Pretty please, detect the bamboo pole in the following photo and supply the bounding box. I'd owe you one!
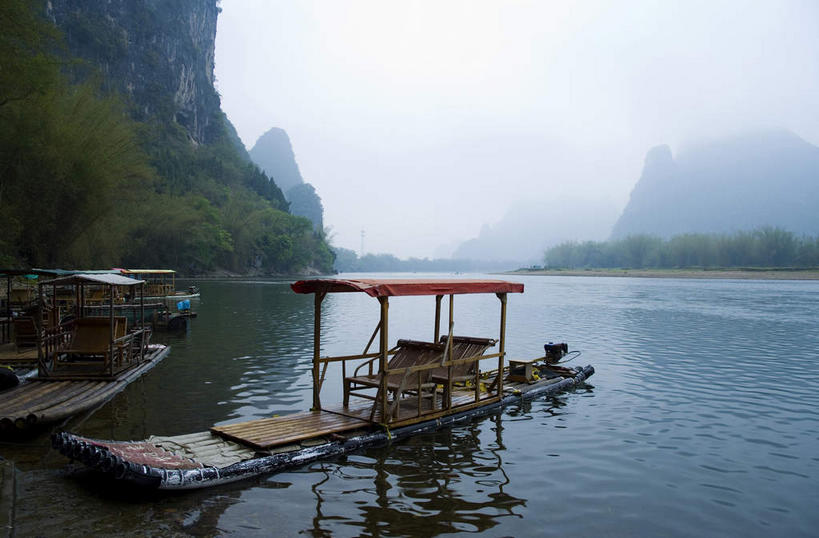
[108,284,114,376]
[446,294,454,410]
[362,320,381,376]
[312,292,326,411]
[434,295,442,343]
[4,275,10,344]
[378,296,389,423]
[37,283,44,376]
[497,293,507,397]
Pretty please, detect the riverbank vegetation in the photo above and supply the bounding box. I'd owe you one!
[0,0,333,274]
[543,227,819,269]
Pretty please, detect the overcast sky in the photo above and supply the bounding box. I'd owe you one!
[215,0,819,259]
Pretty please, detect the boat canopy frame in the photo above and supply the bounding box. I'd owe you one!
[36,273,151,378]
[118,269,176,298]
[291,278,524,427]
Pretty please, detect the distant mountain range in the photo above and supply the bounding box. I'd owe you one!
[451,197,619,264]
[611,130,819,238]
[249,127,324,231]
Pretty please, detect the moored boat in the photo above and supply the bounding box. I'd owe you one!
[52,278,593,490]
[117,269,200,301]
[0,273,170,436]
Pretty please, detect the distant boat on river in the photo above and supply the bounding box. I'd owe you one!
[117,269,200,301]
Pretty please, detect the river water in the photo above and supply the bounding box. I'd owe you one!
[3,274,818,536]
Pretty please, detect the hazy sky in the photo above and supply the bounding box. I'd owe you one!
[215,0,819,259]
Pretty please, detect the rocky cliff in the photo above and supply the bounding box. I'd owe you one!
[47,0,221,145]
[11,0,334,273]
[611,130,819,238]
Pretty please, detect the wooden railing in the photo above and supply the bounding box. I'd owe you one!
[38,319,152,377]
[320,346,502,426]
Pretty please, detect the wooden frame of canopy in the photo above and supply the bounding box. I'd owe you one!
[36,274,150,378]
[290,279,524,428]
[118,269,176,298]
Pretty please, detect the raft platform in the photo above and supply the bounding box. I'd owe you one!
[53,364,593,490]
[0,344,169,435]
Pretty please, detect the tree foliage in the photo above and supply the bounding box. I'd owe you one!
[0,0,333,274]
[543,228,819,269]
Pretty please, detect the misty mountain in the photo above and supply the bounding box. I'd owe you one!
[249,127,324,231]
[249,128,304,191]
[451,197,620,263]
[612,130,819,238]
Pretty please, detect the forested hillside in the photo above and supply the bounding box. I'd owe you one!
[0,0,333,274]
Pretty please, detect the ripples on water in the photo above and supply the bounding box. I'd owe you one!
[4,275,818,536]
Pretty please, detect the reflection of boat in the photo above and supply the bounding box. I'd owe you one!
[0,273,169,436]
[52,278,593,490]
[117,269,200,300]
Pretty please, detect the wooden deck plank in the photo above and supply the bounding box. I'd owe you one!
[211,409,371,450]
[210,387,505,451]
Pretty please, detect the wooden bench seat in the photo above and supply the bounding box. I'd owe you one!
[344,339,444,408]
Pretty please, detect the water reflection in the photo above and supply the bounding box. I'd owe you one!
[211,411,526,536]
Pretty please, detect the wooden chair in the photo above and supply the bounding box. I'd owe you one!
[430,336,496,385]
[62,318,125,370]
[13,317,38,351]
[344,339,445,409]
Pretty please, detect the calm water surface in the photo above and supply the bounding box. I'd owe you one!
[3,274,818,536]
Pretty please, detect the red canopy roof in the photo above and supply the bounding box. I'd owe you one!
[291,278,524,297]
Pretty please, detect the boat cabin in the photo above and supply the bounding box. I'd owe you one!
[119,269,177,299]
[291,278,524,427]
[36,273,152,378]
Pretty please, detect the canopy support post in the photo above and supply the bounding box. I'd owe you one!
[139,281,145,362]
[496,293,507,397]
[3,275,10,344]
[109,284,115,376]
[37,283,44,375]
[377,296,389,423]
[434,295,442,343]
[312,291,326,411]
[445,294,454,410]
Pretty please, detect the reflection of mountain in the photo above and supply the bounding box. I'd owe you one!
[612,130,819,238]
[452,197,619,263]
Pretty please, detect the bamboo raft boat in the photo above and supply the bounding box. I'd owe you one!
[0,344,169,434]
[0,273,171,436]
[52,278,594,490]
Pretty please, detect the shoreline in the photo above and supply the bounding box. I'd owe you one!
[505,268,819,280]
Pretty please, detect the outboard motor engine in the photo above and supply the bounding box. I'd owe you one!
[544,342,569,363]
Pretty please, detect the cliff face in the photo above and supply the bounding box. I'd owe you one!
[24,0,332,273]
[48,0,221,144]
[611,131,819,238]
